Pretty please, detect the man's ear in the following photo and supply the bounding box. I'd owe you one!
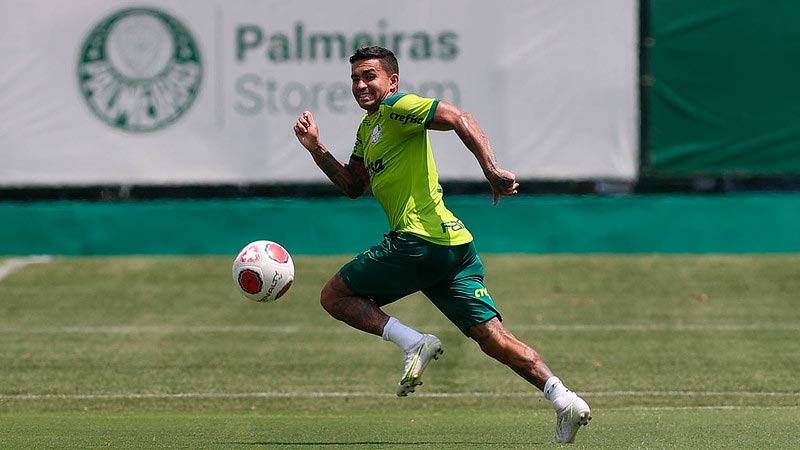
[390,73,399,93]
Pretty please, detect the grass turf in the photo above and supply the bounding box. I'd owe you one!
[1,254,799,448]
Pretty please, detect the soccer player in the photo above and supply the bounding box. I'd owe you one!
[293,46,591,443]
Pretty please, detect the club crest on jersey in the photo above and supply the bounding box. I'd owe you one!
[370,124,382,144]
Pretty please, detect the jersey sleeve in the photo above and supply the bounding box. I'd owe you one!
[383,94,439,134]
[351,118,367,160]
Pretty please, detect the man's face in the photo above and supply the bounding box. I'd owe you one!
[350,59,398,114]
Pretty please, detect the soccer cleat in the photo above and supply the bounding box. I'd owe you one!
[553,394,592,443]
[396,334,443,397]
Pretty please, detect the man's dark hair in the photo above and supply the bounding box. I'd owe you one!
[349,46,399,76]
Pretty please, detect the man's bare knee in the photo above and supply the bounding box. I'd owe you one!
[469,318,516,354]
[320,273,353,314]
[317,272,389,336]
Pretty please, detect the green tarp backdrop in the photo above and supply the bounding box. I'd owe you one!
[2,194,800,256]
[646,0,800,174]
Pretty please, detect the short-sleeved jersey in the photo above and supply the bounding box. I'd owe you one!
[351,93,473,246]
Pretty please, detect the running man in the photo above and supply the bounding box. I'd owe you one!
[293,46,591,443]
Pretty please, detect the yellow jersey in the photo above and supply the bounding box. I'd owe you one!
[352,93,473,246]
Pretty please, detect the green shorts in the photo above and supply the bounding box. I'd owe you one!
[339,231,501,335]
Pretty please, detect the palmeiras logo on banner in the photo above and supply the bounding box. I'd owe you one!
[77,7,202,133]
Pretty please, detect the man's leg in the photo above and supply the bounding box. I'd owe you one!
[467,317,553,389]
[320,272,443,396]
[320,272,389,336]
[468,317,591,443]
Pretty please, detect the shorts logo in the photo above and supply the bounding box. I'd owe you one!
[474,288,490,298]
[77,7,202,133]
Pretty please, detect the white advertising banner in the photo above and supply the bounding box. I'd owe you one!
[0,0,638,186]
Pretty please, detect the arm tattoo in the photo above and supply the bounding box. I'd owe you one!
[312,151,365,198]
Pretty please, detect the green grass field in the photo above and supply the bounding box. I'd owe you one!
[1,254,799,449]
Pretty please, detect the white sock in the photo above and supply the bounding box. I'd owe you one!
[382,317,424,352]
[544,376,574,411]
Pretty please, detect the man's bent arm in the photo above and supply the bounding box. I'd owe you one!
[430,101,499,175]
[309,145,370,199]
[430,101,519,203]
[294,110,370,198]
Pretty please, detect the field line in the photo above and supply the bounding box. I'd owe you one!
[2,390,799,401]
[609,405,800,411]
[1,323,799,334]
[0,255,51,282]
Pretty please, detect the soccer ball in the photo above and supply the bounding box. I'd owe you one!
[232,240,295,302]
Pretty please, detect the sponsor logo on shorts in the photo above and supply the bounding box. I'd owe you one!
[474,288,491,299]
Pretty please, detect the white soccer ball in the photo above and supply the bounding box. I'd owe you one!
[232,240,295,302]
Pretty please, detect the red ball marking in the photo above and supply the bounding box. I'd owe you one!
[238,269,263,294]
[276,279,293,299]
[265,242,290,263]
[239,245,262,264]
